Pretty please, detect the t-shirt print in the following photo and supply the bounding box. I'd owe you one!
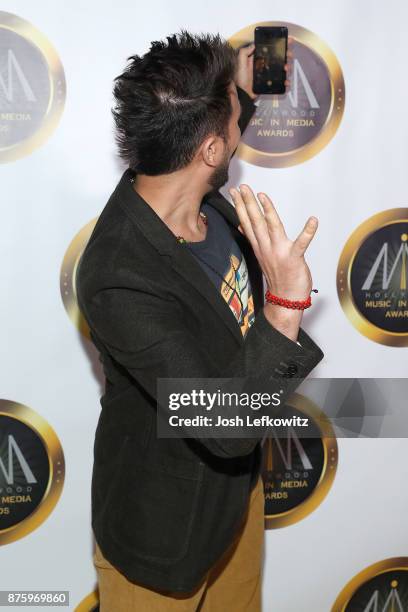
[221,253,255,336]
[187,201,255,337]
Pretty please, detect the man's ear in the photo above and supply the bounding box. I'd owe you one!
[201,135,222,168]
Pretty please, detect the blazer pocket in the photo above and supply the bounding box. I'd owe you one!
[108,437,204,563]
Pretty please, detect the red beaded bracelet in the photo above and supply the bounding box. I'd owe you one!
[265,289,315,310]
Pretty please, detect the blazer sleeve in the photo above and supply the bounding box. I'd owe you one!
[80,271,324,460]
[236,85,257,134]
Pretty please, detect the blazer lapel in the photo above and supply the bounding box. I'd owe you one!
[117,169,263,346]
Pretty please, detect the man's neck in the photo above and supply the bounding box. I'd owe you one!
[132,171,210,237]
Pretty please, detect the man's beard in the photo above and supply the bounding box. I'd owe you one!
[208,146,232,191]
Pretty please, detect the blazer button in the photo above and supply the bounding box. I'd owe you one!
[286,363,298,377]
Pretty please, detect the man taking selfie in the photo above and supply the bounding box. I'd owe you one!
[76,30,324,611]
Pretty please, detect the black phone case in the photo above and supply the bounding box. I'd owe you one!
[253,26,288,95]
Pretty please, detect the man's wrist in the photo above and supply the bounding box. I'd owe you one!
[263,303,303,343]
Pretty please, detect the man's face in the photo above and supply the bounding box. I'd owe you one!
[208,82,242,190]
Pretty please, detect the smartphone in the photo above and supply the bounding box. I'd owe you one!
[253,26,288,95]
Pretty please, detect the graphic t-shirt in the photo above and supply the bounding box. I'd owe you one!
[186,202,255,338]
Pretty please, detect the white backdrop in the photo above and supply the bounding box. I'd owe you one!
[1,1,407,610]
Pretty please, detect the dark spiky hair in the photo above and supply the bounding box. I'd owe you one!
[111,30,237,174]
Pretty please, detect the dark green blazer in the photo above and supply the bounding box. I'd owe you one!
[76,86,324,593]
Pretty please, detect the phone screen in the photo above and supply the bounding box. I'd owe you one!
[253,27,288,95]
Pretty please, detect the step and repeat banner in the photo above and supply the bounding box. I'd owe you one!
[1,1,407,610]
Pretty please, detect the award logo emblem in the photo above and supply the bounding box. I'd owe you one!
[332,557,408,611]
[0,400,65,544]
[262,393,337,528]
[74,591,99,612]
[0,11,66,162]
[337,208,408,346]
[229,21,345,167]
[60,219,97,337]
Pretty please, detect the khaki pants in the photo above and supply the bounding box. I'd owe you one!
[94,475,265,611]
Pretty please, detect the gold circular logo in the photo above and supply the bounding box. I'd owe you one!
[229,21,345,167]
[332,557,408,611]
[60,218,97,337]
[337,208,408,346]
[0,11,66,162]
[262,392,338,528]
[0,400,65,544]
[74,591,99,611]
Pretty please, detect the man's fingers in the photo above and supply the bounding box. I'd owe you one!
[229,188,259,248]
[236,184,271,246]
[292,217,319,255]
[255,191,287,239]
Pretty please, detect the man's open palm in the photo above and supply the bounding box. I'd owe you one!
[229,185,318,301]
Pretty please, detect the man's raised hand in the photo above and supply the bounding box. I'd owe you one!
[229,184,318,302]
